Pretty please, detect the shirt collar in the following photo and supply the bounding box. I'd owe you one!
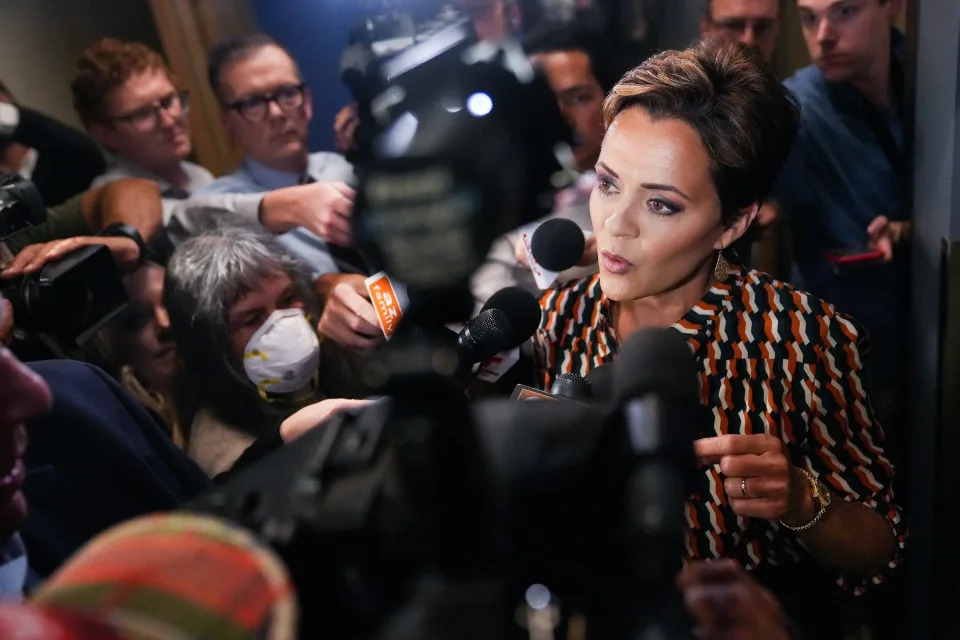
[242,157,305,190]
[596,265,742,350]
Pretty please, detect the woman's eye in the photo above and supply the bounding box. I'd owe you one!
[648,198,680,216]
[597,178,617,195]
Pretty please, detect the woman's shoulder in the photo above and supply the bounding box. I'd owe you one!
[727,268,869,351]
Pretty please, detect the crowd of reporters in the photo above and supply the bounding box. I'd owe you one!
[0,0,912,638]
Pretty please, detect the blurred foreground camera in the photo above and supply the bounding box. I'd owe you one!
[0,175,128,347]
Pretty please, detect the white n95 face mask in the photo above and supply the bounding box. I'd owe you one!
[243,308,320,396]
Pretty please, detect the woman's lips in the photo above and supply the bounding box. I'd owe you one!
[600,250,634,275]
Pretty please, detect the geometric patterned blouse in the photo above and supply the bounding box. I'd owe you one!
[535,266,906,594]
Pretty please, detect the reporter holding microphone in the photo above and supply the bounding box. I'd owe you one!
[536,40,903,639]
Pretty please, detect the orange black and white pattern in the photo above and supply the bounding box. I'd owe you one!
[535,266,905,594]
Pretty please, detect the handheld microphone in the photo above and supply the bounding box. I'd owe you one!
[531,218,586,272]
[585,363,614,402]
[365,271,410,340]
[512,372,593,403]
[458,286,542,383]
[550,372,592,400]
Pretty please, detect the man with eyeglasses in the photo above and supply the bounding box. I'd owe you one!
[699,0,780,64]
[172,34,382,352]
[775,0,910,433]
[71,38,213,211]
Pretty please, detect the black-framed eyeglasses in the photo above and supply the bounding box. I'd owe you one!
[109,90,190,132]
[225,83,307,123]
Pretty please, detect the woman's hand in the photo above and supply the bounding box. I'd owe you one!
[694,434,814,524]
[280,398,373,442]
[676,559,791,640]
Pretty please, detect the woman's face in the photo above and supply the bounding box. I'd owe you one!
[590,108,750,302]
[226,272,304,364]
[113,264,177,391]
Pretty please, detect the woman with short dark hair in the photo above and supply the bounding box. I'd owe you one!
[536,39,903,612]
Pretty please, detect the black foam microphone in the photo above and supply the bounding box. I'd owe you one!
[530,218,586,271]
[459,287,543,365]
[611,328,699,406]
[584,364,614,402]
[550,372,593,401]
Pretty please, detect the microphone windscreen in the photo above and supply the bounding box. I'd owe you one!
[585,363,614,402]
[481,286,543,345]
[460,308,512,363]
[611,328,699,406]
[530,218,586,272]
[550,372,592,400]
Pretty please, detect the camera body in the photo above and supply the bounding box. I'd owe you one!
[0,175,128,347]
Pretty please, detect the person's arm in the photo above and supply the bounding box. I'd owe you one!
[172,181,355,246]
[3,178,162,255]
[7,104,106,205]
[694,313,905,585]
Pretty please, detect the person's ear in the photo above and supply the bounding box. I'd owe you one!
[302,86,313,123]
[220,110,237,140]
[714,202,759,251]
[88,122,116,152]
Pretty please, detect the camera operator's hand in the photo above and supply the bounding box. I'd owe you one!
[316,273,384,351]
[676,559,791,640]
[0,298,13,345]
[258,181,355,247]
[333,103,359,153]
[0,236,140,279]
[280,398,373,442]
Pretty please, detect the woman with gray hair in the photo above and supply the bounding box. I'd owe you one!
[164,224,368,477]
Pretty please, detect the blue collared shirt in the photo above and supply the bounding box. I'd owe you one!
[193,153,355,277]
[776,50,908,388]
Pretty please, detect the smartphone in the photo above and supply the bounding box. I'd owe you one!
[825,246,885,266]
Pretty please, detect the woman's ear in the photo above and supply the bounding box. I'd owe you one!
[714,202,760,251]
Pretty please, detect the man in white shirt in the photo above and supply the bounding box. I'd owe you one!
[176,34,381,351]
[71,38,214,214]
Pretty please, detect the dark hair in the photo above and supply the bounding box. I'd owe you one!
[602,38,799,224]
[207,33,299,103]
[72,38,173,126]
[523,21,621,93]
[0,80,14,102]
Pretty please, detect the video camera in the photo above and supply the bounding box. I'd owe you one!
[192,3,700,638]
[343,4,575,323]
[0,175,128,347]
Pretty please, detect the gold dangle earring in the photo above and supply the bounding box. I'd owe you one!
[714,249,730,283]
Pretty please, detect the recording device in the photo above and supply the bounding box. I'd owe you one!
[189,4,695,637]
[531,218,586,272]
[512,372,592,402]
[344,8,574,324]
[192,328,700,639]
[0,175,127,347]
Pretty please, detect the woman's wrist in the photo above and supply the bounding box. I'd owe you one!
[780,465,818,527]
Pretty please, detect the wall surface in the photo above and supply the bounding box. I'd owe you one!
[907,0,960,637]
[0,0,162,129]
